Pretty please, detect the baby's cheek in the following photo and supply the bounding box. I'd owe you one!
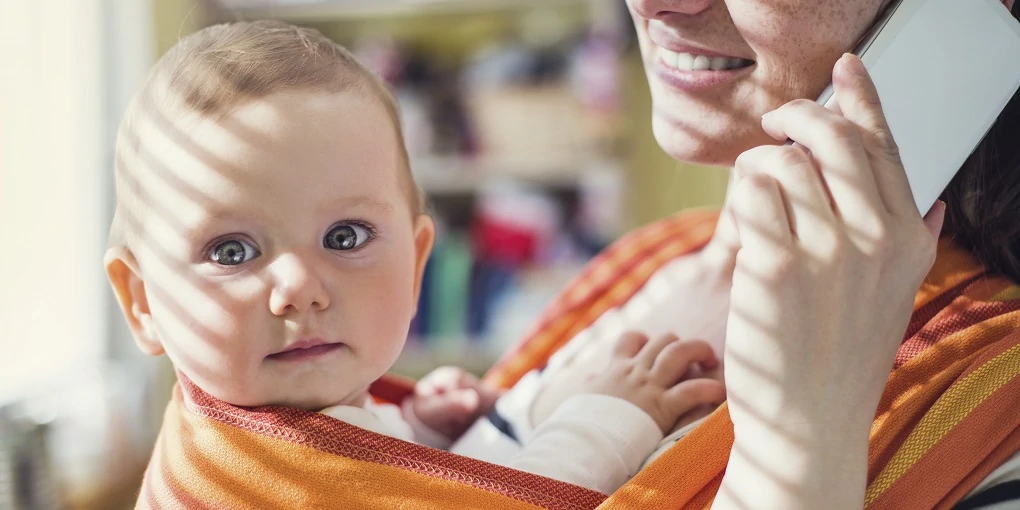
[352,268,415,357]
[147,274,267,386]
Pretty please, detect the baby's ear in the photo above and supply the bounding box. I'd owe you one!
[105,247,164,356]
[1005,0,1016,11]
[410,214,436,315]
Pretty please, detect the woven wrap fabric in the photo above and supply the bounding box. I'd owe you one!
[139,209,1020,509]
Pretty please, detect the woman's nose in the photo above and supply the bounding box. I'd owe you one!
[268,253,331,316]
[628,0,715,20]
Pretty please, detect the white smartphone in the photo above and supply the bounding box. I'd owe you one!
[814,0,1020,214]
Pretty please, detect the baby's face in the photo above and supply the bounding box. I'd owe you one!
[128,90,430,410]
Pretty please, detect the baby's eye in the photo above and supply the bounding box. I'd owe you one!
[324,223,372,251]
[209,239,260,266]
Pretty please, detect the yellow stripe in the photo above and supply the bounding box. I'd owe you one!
[991,285,1020,302]
[865,342,1020,506]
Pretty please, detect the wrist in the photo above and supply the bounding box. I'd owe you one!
[717,415,870,510]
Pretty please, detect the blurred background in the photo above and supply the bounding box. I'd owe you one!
[0,0,727,508]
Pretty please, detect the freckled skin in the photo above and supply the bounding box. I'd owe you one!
[626,0,886,166]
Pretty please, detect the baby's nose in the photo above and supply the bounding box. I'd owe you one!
[268,253,331,315]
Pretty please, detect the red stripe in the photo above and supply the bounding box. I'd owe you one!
[897,298,1020,368]
[903,275,982,340]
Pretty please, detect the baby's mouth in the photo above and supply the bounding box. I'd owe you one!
[267,339,345,362]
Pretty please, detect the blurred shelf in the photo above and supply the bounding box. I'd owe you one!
[212,0,599,21]
[391,339,501,378]
[411,153,621,195]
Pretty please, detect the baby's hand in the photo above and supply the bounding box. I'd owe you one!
[410,366,503,440]
[583,332,726,433]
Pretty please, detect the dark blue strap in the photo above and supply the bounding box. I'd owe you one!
[484,408,520,445]
[954,480,1020,510]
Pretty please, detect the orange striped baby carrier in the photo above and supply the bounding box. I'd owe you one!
[139,210,1020,509]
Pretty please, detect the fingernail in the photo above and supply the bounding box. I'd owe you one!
[843,53,867,78]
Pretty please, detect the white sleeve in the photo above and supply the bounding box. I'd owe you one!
[506,393,664,495]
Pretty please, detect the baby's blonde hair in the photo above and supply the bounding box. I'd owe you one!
[110,20,422,248]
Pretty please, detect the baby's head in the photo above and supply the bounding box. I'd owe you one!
[105,20,434,410]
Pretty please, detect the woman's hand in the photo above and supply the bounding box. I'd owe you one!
[713,53,946,509]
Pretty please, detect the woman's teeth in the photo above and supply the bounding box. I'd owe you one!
[659,49,751,71]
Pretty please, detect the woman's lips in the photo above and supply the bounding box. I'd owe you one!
[652,49,755,92]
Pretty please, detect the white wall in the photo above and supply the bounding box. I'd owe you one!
[0,0,108,401]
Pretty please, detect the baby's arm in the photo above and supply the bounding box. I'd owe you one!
[506,333,726,494]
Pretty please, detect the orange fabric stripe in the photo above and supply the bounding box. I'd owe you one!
[868,353,1020,509]
[166,377,606,509]
[913,238,986,310]
[866,340,1020,506]
[870,305,1020,482]
[169,405,553,509]
[935,424,1020,509]
[599,405,733,509]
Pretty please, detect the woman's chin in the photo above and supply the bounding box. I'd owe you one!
[651,112,771,168]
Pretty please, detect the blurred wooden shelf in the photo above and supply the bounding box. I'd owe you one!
[411,153,621,195]
[391,340,501,378]
[211,0,598,21]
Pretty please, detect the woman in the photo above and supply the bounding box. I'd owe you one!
[475,0,1020,508]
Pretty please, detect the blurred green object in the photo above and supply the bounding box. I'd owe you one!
[428,231,474,342]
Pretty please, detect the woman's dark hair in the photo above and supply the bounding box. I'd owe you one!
[941,6,1020,283]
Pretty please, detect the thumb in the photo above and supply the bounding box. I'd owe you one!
[833,53,902,163]
[833,53,916,214]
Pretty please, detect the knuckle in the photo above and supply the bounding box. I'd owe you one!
[755,246,800,277]
[862,93,885,112]
[872,130,901,160]
[743,172,776,192]
[773,145,812,170]
[772,250,800,277]
[870,229,894,258]
[826,118,860,143]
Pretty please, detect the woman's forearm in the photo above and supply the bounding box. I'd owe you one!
[711,418,871,510]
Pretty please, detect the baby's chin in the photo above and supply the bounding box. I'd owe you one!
[186,371,366,411]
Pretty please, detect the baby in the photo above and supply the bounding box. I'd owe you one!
[104,19,724,495]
